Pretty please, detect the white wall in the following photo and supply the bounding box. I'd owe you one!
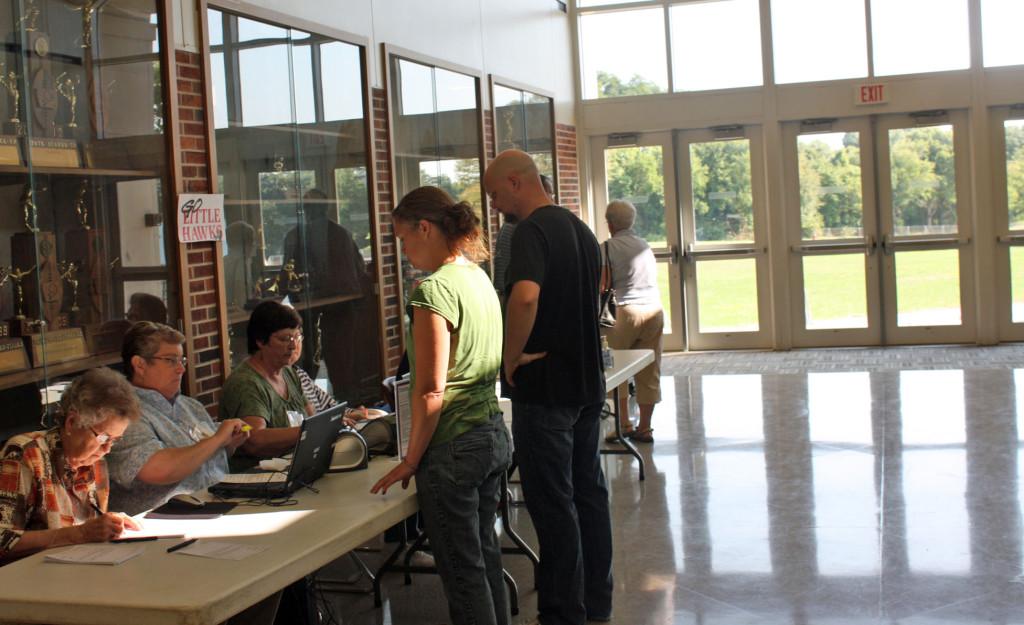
[175,0,576,123]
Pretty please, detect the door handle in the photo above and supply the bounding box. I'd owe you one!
[790,237,876,254]
[652,245,681,265]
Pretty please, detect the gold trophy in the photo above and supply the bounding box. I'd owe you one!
[0,64,23,140]
[74,180,90,229]
[21,186,39,233]
[67,0,101,49]
[283,259,306,294]
[59,261,80,313]
[16,0,41,32]
[8,266,36,320]
[313,312,323,367]
[55,72,79,130]
[0,267,28,371]
[0,66,23,164]
[255,275,280,298]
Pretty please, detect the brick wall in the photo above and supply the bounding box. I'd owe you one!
[175,50,224,411]
[372,88,403,375]
[482,110,501,254]
[555,122,580,217]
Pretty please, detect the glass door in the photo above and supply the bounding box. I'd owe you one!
[992,106,1024,340]
[590,132,684,351]
[785,112,975,346]
[876,111,975,344]
[784,118,882,346]
[676,126,771,350]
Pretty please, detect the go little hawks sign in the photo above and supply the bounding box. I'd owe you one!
[176,194,225,243]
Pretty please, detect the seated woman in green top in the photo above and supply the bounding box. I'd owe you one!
[371,186,512,625]
[220,301,313,468]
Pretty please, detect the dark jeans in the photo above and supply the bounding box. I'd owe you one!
[512,401,613,625]
[416,412,513,625]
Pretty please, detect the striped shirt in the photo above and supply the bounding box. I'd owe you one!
[294,366,337,414]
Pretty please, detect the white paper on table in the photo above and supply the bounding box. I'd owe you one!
[173,541,266,560]
[45,544,146,565]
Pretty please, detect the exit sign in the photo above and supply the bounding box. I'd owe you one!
[856,83,889,106]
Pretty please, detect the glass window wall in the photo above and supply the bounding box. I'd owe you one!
[669,0,762,91]
[388,52,485,321]
[208,7,382,405]
[491,82,555,182]
[579,8,668,99]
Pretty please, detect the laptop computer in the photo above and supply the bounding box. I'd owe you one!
[209,402,347,499]
[393,376,412,460]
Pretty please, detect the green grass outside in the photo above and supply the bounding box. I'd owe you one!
[1012,247,1024,315]
[654,248,995,331]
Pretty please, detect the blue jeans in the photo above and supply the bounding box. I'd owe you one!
[415,412,513,625]
[512,401,613,625]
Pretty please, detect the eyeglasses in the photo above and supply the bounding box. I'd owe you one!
[148,355,188,368]
[87,425,120,447]
[272,333,303,346]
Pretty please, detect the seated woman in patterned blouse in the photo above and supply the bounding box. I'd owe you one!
[0,367,141,561]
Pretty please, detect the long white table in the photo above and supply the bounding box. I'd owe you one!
[600,348,656,481]
[0,457,417,625]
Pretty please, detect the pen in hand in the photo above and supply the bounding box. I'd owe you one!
[167,538,198,553]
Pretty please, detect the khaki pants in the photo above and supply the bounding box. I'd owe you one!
[605,304,663,405]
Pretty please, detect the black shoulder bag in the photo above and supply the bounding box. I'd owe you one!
[599,241,616,328]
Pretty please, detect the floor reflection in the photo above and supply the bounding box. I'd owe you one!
[635,363,1024,625]
[325,352,1024,625]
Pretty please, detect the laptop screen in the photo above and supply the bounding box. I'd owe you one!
[394,378,412,460]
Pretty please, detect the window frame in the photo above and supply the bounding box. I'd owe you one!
[383,44,489,352]
[200,0,384,382]
[488,75,559,198]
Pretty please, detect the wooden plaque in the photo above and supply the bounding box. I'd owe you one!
[25,328,88,367]
[0,337,29,374]
[6,317,37,337]
[0,136,22,165]
[26,137,80,168]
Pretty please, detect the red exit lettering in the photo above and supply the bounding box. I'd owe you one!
[856,83,888,105]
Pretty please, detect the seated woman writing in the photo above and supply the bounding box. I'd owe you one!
[220,300,314,470]
[0,368,141,562]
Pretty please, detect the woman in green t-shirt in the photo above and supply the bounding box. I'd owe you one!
[371,186,512,625]
[220,301,313,469]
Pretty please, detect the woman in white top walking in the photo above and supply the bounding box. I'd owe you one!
[602,200,664,443]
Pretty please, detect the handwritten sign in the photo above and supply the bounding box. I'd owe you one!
[177,194,225,243]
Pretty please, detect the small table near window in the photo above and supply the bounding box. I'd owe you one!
[601,348,656,481]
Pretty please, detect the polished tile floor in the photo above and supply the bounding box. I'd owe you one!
[321,347,1024,625]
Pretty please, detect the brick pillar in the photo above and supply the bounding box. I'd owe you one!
[372,88,403,375]
[482,110,501,255]
[175,50,224,411]
[556,122,580,217]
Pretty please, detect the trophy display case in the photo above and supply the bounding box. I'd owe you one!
[0,0,177,434]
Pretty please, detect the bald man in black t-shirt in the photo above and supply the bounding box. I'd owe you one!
[484,150,612,625]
